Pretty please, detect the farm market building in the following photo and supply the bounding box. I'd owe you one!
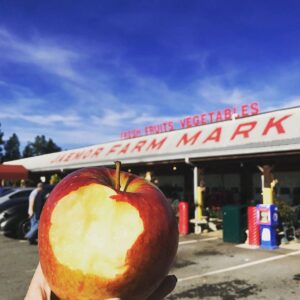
[4,106,300,212]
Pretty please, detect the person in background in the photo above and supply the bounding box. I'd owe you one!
[0,179,6,195]
[20,179,26,188]
[25,183,44,245]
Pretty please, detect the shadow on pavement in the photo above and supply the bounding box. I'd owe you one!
[293,274,300,281]
[167,279,260,300]
[173,259,197,269]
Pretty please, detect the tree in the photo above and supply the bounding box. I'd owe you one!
[23,143,35,158]
[32,135,48,156]
[46,138,61,154]
[0,123,4,163]
[3,133,21,161]
[23,135,61,157]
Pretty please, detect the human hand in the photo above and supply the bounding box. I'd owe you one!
[24,263,177,300]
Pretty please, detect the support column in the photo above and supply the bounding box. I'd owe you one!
[258,165,277,205]
[194,167,206,221]
[193,166,199,220]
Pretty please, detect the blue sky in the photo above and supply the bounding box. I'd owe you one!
[1,0,300,150]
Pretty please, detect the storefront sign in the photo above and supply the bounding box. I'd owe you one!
[120,101,260,139]
[50,113,290,164]
[4,106,300,171]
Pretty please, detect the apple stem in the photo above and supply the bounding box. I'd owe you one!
[115,161,121,191]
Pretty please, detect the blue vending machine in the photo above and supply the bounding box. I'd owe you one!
[256,204,279,249]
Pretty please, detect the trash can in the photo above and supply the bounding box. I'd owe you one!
[178,201,189,235]
[222,205,247,243]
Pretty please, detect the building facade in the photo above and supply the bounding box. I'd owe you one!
[4,106,300,218]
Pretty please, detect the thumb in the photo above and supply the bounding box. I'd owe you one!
[147,275,177,300]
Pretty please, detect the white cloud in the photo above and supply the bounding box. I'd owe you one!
[91,109,136,127]
[0,96,82,128]
[196,79,257,107]
[5,124,117,150]
[2,27,300,152]
[0,111,81,127]
[263,97,300,112]
[0,27,83,82]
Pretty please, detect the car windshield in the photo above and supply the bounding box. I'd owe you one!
[10,190,32,199]
[0,188,14,197]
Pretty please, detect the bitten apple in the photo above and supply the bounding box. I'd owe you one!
[38,164,179,300]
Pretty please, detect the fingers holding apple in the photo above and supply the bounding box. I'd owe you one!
[38,163,178,300]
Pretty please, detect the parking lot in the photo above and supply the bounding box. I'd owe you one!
[0,231,300,300]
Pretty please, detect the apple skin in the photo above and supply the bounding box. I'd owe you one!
[38,167,179,300]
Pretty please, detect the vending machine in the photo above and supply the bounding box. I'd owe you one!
[256,204,279,249]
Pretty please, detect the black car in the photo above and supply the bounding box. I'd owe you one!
[0,187,14,196]
[0,198,30,238]
[0,185,55,239]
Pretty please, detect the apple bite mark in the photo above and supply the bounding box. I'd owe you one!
[49,183,144,279]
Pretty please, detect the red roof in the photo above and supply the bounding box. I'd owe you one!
[0,164,28,180]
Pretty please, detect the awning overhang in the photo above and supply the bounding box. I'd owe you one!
[3,106,300,172]
[0,164,28,180]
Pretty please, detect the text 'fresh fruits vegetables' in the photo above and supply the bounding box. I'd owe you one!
[38,162,179,300]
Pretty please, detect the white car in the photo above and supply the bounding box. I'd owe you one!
[0,188,34,205]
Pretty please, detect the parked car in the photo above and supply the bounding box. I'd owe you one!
[0,198,30,238]
[0,187,34,205]
[0,185,54,239]
[0,187,14,196]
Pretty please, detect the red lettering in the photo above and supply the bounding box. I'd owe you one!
[132,140,147,152]
[215,111,223,122]
[144,122,173,135]
[121,129,141,139]
[148,126,155,134]
[106,144,121,156]
[63,152,75,162]
[118,143,130,155]
[241,104,249,117]
[180,118,191,129]
[159,124,164,133]
[208,112,214,123]
[91,147,104,158]
[162,122,168,131]
[150,126,155,134]
[82,149,93,159]
[58,154,68,162]
[233,106,239,118]
[224,108,232,120]
[231,121,257,140]
[262,115,291,136]
[201,113,207,124]
[51,154,64,163]
[146,137,167,151]
[144,126,151,135]
[250,101,260,115]
[168,121,174,131]
[192,115,200,126]
[154,125,160,133]
[203,127,222,143]
[74,151,84,160]
[186,117,192,127]
[176,131,201,147]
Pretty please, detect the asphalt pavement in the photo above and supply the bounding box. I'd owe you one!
[0,231,300,300]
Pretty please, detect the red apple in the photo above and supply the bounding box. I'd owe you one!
[38,165,179,300]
